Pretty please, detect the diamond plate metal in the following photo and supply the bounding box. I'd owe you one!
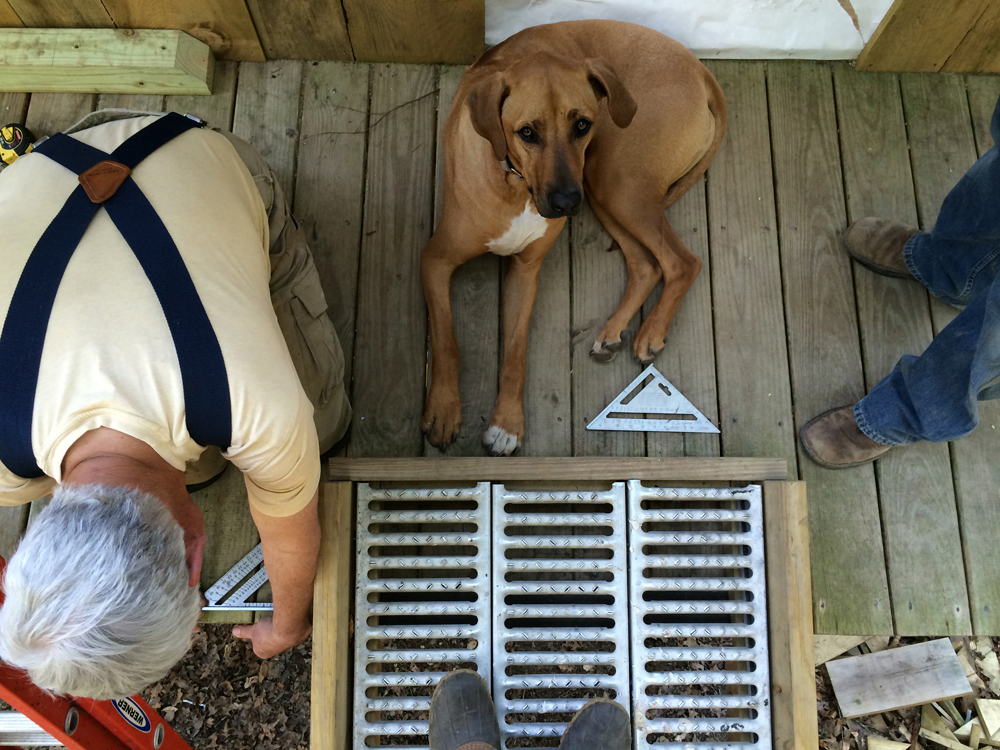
[354,483,492,750]
[627,481,771,749]
[493,483,631,749]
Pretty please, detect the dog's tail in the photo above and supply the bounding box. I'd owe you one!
[663,68,728,208]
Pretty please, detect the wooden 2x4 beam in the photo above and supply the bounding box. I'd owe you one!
[327,456,788,482]
[0,29,214,94]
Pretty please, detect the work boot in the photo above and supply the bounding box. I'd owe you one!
[800,405,892,469]
[429,670,501,750]
[560,700,631,750]
[841,217,917,278]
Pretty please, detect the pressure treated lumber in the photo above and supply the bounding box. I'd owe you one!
[763,481,818,750]
[166,59,238,129]
[571,199,644,457]
[833,63,963,635]
[868,740,909,750]
[0,0,22,27]
[856,0,998,72]
[7,0,112,28]
[328,456,787,481]
[902,73,986,634]
[978,700,1000,743]
[827,638,973,718]
[342,0,484,64]
[521,229,572,456]
[245,0,351,60]
[424,66,501,457]
[767,61,888,637]
[0,29,213,95]
[703,61,797,470]
[295,62,370,395]
[311,482,353,750]
[648,178,720,458]
[101,0,264,62]
[350,65,437,457]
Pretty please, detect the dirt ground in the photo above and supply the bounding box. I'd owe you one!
[143,625,312,750]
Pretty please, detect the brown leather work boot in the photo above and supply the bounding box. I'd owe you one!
[841,217,917,278]
[560,700,631,750]
[429,670,501,750]
[800,405,892,469]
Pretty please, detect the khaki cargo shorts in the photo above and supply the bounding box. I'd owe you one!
[65,110,352,482]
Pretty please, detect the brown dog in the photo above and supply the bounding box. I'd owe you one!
[421,19,727,456]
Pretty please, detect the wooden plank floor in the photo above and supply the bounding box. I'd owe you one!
[4,61,999,637]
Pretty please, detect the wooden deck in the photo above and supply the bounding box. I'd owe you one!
[1,61,999,638]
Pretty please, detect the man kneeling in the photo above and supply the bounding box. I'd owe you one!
[0,110,351,699]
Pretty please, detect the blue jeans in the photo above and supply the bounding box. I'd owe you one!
[855,95,1000,446]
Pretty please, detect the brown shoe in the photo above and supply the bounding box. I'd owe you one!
[841,217,917,278]
[800,405,892,469]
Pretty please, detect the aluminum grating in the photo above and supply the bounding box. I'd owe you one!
[354,483,493,749]
[493,483,631,748]
[627,481,771,749]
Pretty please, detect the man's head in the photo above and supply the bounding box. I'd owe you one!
[0,483,202,699]
[466,52,637,219]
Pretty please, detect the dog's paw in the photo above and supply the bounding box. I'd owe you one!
[590,337,622,363]
[483,425,521,456]
[422,388,462,448]
[633,320,667,364]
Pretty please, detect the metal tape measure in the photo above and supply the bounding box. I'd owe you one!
[0,123,35,167]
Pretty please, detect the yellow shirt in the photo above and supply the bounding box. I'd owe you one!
[0,116,319,517]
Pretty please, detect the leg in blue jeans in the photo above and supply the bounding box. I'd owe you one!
[855,95,1000,445]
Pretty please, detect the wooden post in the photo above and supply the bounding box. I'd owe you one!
[763,481,818,750]
[311,482,354,750]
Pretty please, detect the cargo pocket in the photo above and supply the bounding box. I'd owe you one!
[290,270,346,409]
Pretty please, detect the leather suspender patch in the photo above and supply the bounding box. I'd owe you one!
[79,160,131,203]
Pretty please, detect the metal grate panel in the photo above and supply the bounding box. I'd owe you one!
[493,483,631,749]
[354,483,493,750]
[627,481,771,749]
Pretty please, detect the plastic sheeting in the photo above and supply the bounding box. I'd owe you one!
[486,0,894,58]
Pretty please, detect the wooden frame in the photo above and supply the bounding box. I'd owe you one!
[311,458,815,750]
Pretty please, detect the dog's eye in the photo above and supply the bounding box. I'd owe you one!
[574,118,592,136]
[518,126,536,142]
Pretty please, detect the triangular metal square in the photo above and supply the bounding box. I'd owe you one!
[587,364,720,433]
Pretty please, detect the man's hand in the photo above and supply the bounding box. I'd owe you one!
[233,616,311,659]
[242,489,321,659]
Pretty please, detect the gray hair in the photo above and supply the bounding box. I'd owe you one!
[0,484,202,699]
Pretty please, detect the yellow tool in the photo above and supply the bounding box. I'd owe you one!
[0,123,35,167]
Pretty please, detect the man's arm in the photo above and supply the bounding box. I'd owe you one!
[233,489,320,658]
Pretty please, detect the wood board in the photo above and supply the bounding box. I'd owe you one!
[245,0,352,61]
[349,64,437,457]
[341,0,484,64]
[327,456,788,481]
[294,62,370,396]
[647,177,720,458]
[571,199,644,457]
[827,638,973,718]
[6,0,112,27]
[703,61,797,469]
[100,0,264,62]
[0,29,213,95]
[424,65,501,458]
[856,0,998,72]
[764,481,818,750]
[310,482,353,750]
[767,61,889,636]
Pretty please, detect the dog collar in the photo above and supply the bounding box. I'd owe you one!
[501,157,524,179]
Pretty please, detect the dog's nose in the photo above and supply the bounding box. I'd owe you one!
[547,188,582,216]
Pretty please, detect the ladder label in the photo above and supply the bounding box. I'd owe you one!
[113,697,151,732]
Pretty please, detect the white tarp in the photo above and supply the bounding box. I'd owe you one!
[486,0,894,59]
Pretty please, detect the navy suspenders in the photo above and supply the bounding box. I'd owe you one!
[0,113,232,479]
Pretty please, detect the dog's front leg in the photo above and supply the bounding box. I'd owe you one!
[421,233,466,448]
[484,229,560,456]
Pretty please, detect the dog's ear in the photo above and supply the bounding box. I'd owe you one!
[586,59,637,128]
[466,74,510,161]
